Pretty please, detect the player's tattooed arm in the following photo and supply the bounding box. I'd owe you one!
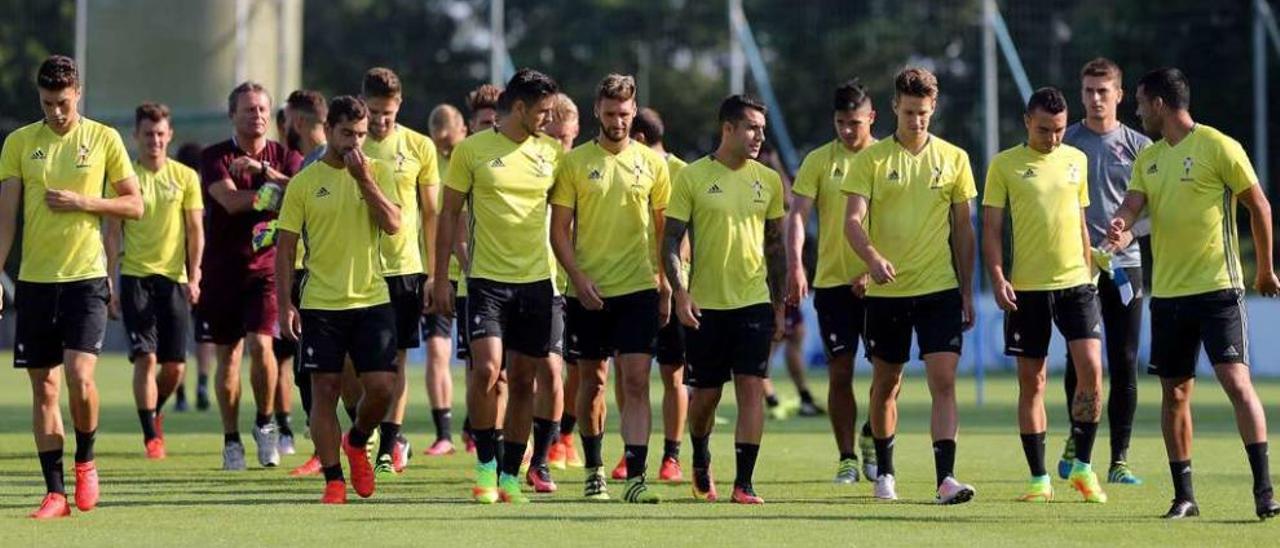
[765,218,786,307]
[662,218,689,294]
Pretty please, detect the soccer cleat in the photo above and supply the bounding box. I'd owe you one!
[584,467,611,501]
[692,467,718,502]
[798,400,825,417]
[343,435,376,498]
[767,404,789,421]
[223,440,247,471]
[73,461,99,512]
[873,474,898,501]
[623,476,661,504]
[196,387,210,411]
[174,390,189,412]
[392,434,411,473]
[278,433,297,456]
[659,456,683,482]
[860,435,878,481]
[731,484,764,505]
[28,492,71,519]
[526,464,558,493]
[498,473,530,504]
[473,461,500,504]
[145,437,167,460]
[364,428,380,464]
[1057,436,1075,480]
[462,430,477,454]
[563,435,584,468]
[611,456,628,481]
[1163,499,1200,519]
[290,455,323,477]
[1107,461,1143,485]
[374,454,396,479]
[935,476,976,505]
[547,439,567,470]
[424,438,456,456]
[1068,462,1108,503]
[253,423,281,468]
[1017,475,1054,503]
[834,458,861,484]
[321,479,347,504]
[155,413,166,440]
[1257,493,1280,520]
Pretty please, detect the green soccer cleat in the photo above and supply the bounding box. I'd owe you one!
[584,467,611,501]
[1057,436,1075,480]
[1107,461,1143,485]
[833,458,860,484]
[1069,461,1108,503]
[498,473,530,504]
[472,460,499,504]
[374,454,396,479]
[623,476,661,504]
[859,434,878,481]
[1017,475,1054,503]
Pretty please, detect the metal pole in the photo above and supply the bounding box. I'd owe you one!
[277,0,289,101]
[490,0,505,86]
[234,0,249,85]
[728,0,745,95]
[75,0,87,113]
[1257,0,1270,191]
[977,0,998,408]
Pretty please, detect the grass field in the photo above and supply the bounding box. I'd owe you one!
[1,353,1278,546]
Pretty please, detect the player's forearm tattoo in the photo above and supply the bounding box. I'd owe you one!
[662,218,689,294]
[765,218,786,307]
[1071,389,1101,422]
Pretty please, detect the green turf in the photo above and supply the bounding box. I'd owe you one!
[2,353,1278,545]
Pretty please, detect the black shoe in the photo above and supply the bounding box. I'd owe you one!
[174,389,189,412]
[1162,499,1200,519]
[798,401,825,417]
[196,388,210,411]
[1256,494,1280,520]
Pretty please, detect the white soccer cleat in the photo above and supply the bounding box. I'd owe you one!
[935,476,976,505]
[874,473,898,500]
[278,433,297,456]
[222,441,247,471]
[253,423,281,467]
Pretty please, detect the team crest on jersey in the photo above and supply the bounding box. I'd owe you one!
[707,183,723,194]
[315,186,331,198]
[1067,163,1080,183]
[588,168,603,181]
[752,180,765,203]
[533,153,553,178]
[929,165,945,188]
[1181,156,1194,181]
[29,148,46,161]
[1021,167,1037,180]
[832,166,844,179]
[75,143,91,167]
[394,149,408,173]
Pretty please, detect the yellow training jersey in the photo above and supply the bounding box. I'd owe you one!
[277,159,399,310]
[0,118,134,282]
[1130,125,1257,298]
[982,144,1091,291]
[550,140,671,298]
[111,159,203,282]
[444,128,561,284]
[665,156,785,310]
[792,139,869,288]
[842,135,977,298]
[363,125,439,277]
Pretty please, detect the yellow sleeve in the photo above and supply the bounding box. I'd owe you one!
[1218,138,1259,195]
[665,168,692,222]
[792,150,821,199]
[417,136,440,187]
[104,127,135,183]
[651,156,671,211]
[767,171,786,220]
[1129,152,1150,195]
[1077,157,1090,208]
[952,151,978,203]
[183,165,204,210]
[277,176,305,235]
[549,154,576,209]
[981,156,1007,208]
[444,141,473,195]
[0,131,22,180]
[842,150,873,198]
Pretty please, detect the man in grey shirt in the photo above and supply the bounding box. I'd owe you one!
[1059,58,1152,486]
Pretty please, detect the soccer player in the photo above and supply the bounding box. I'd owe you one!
[786,79,877,484]
[0,55,144,518]
[1058,58,1152,485]
[421,103,467,456]
[104,103,204,461]
[982,87,1108,504]
[629,107,688,482]
[663,94,786,505]
[430,68,563,504]
[276,95,402,504]
[200,81,303,470]
[1109,67,1280,520]
[359,67,440,476]
[842,67,977,504]
[550,74,671,502]
[468,84,502,133]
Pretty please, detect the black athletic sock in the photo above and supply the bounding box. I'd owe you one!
[495,429,505,464]
[38,450,65,494]
[276,412,293,437]
[861,422,873,438]
[840,451,858,462]
[933,439,956,487]
[625,444,648,479]
[431,408,453,442]
[74,430,96,463]
[347,426,372,449]
[255,413,272,429]
[581,433,604,469]
[1020,432,1047,477]
[799,389,815,405]
[175,383,187,403]
[1110,425,1133,464]
[734,443,760,488]
[691,434,711,469]
[198,373,209,390]
[560,412,577,437]
[500,441,526,477]
[1246,442,1274,498]
[531,418,557,467]
[224,432,241,445]
[377,422,400,459]
[138,408,158,441]
[322,464,344,483]
[663,438,681,461]
[474,428,498,463]
[343,405,358,423]
[765,394,780,408]
[1170,460,1195,501]
[1071,421,1099,465]
[463,415,473,437]
[874,436,895,477]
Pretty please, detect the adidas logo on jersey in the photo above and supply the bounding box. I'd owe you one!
[588,169,603,180]
[315,187,331,198]
[832,167,844,178]
[887,170,900,181]
[490,158,505,168]
[1146,163,1158,175]
[1022,167,1036,179]
[707,183,723,194]
[29,148,46,160]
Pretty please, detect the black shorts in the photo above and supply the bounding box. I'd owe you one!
[684,303,775,388]
[656,318,687,366]
[1148,289,1249,378]
[14,278,109,368]
[566,290,660,361]
[420,279,456,342]
[1004,284,1102,359]
[466,278,557,358]
[298,304,397,374]
[274,270,305,363]
[812,286,866,360]
[120,275,190,363]
[386,273,425,350]
[864,289,964,364]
